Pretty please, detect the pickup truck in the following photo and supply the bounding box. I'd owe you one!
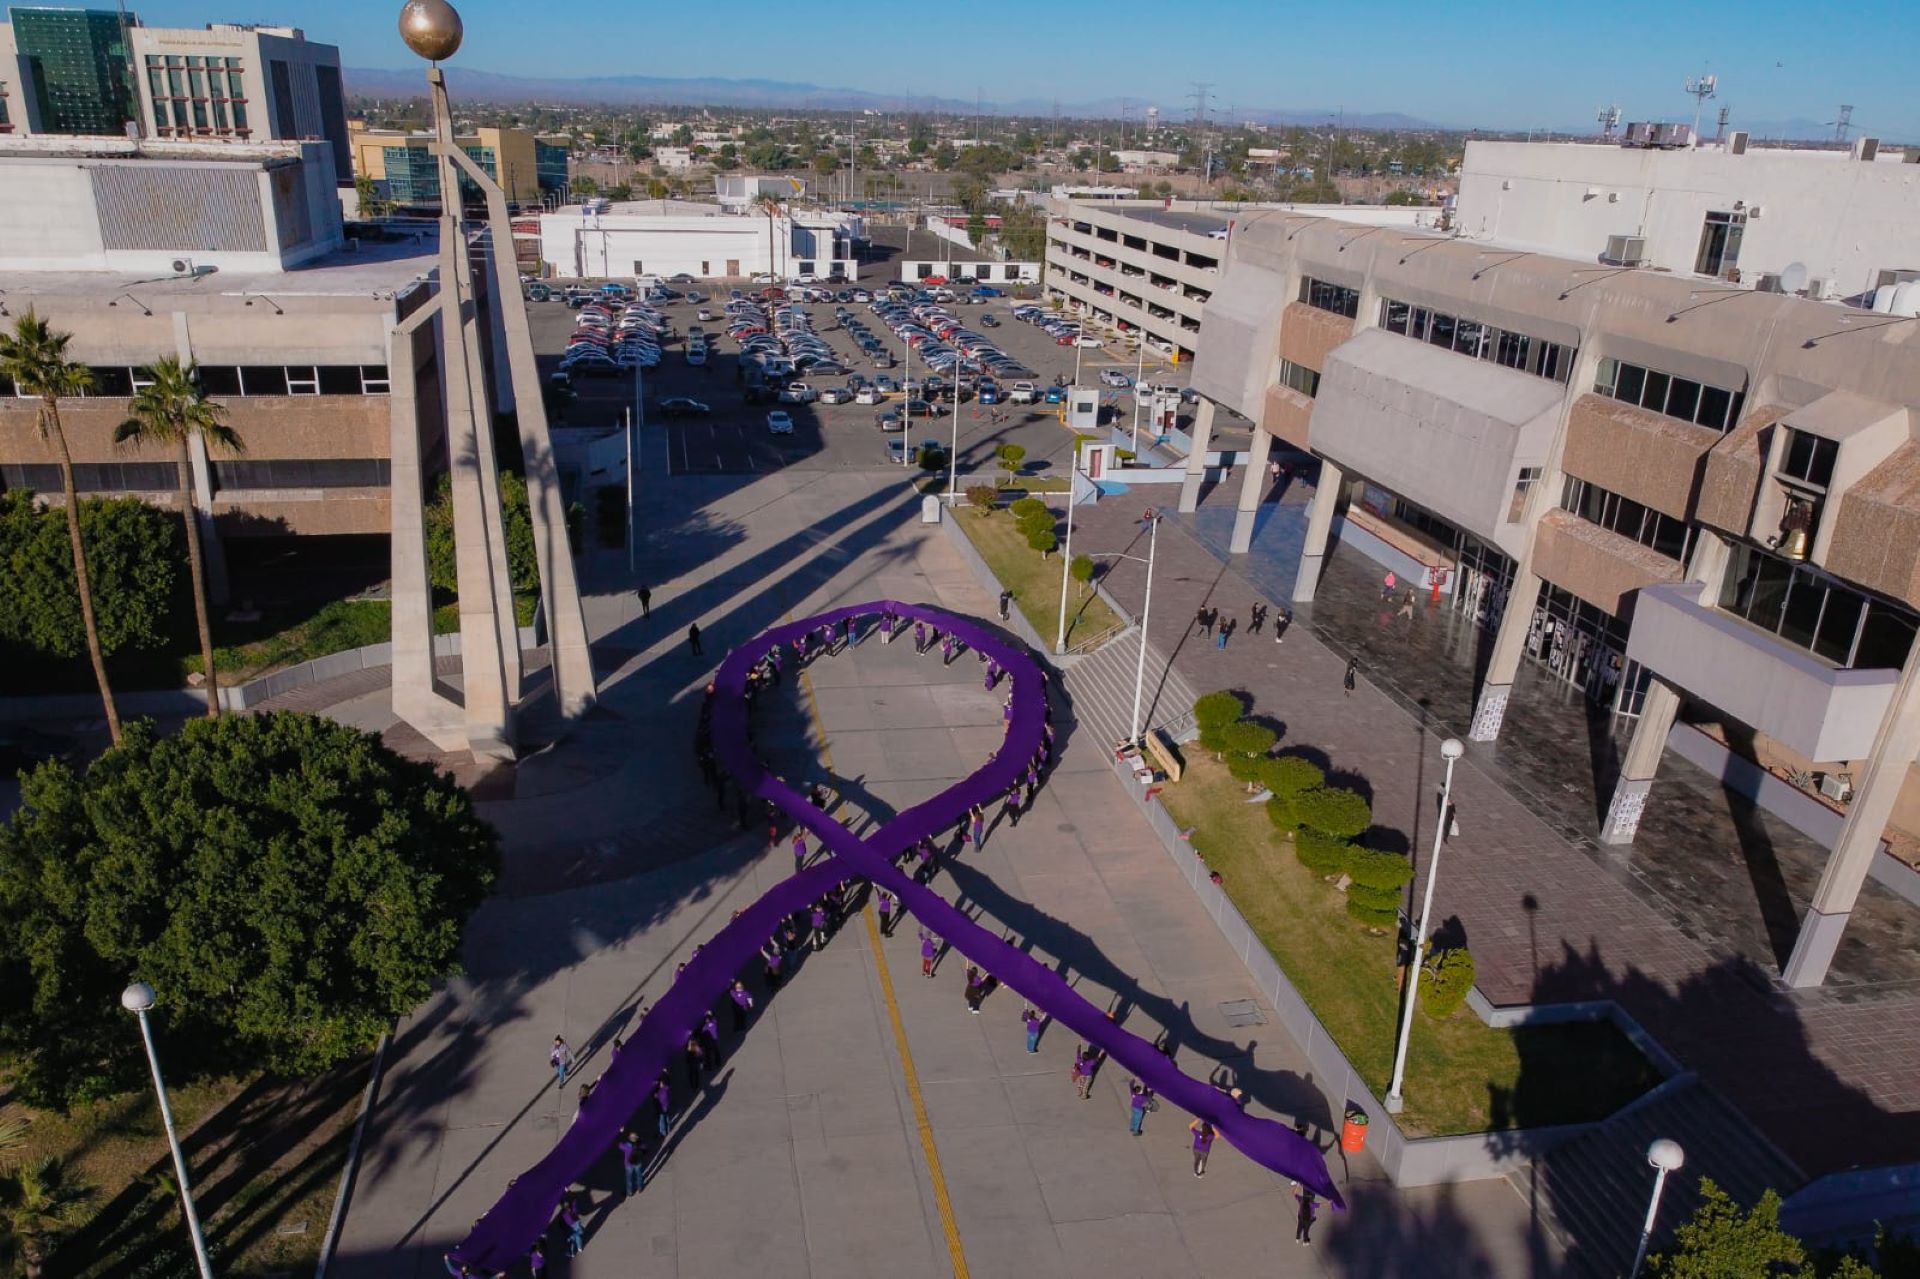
[1008,382,1038,404]
[778,382,819,404]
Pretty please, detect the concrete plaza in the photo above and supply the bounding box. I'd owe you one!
[328,469,1554,1278]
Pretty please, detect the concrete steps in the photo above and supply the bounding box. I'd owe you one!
[1513,1075,1803,1276]
[1061,628,1198,750]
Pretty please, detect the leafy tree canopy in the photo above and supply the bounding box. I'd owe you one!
[425,470,538,598]
[0,713,499,1109]
[0,491,184,659]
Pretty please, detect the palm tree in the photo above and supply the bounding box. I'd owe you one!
[0,1156,93,1279]
[757,192,784,281]
[0,312,121,744]
[116,357,242,718]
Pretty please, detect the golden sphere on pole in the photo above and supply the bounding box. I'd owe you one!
[397,0,463,62]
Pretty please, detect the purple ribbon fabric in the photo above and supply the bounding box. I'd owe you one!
[448,601,1339,1271]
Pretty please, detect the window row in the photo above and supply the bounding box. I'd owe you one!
[1719,543,1918,671]
[1378,299,1576,383]
[1779,429,1838,489]
[1561,477,1693,562]
[1,458,393,496]
[1299,277,1360,318]
[1,365,390,399]
[1593,358,1745,434]
[1277,358,1320,398]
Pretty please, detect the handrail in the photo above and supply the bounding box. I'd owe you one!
[1063,619,1130,657]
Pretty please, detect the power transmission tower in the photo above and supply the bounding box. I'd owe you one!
[1188,82,1213,182]
[1832,104,1854,144]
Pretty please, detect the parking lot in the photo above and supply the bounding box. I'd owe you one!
[526,280,1203,481]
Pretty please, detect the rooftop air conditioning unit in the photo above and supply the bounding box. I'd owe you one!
[1755,273,1784,293]
[171,257,195,275]
[1621,121,1655,148]
[1819,772,1854,804]
[1653,123,1696,149]
[1602,234,1646,266]
[1806,277,1832,300]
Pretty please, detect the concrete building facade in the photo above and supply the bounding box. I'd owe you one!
[1187,140,1920,987]
[1,6,136,136]
[538,201,861,281]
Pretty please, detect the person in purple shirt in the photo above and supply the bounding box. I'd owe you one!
[919,928,939,979]
[654,1072,673,1136]
[761,940,784,989]
[940,634,954,665]
[810,903,830,950]
[876,888,897,936]
[527,1241,545,1279]
[969,805,986,849]
[619,1129,647,1195]
[560,1198,585,1256]
[1128,1080,1152,1135]
[701,1010,722,1066]
[1023,1007,1044,1053]
[1001,787,1022,831]
[913,620,927,653]
[792,831,808,870]
[729,979,754,1031]
[916,837,937,883]
[1189,1119,1216,1176]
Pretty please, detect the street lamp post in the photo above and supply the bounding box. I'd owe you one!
[1630,1140,1687,1278]
[1383,735,1466,1114]
[946,360,962,502]
[1129,339,1146,453]
[122,983,215,1279]
[1128,509,1161,743]
[1053,456,1080,654]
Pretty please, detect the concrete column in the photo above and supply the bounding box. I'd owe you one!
[1292,460,1343,603]
[172,313,229,606]
[1228,428,1274,555]
[1176,397,1215,514]
[1600,678,1681,844]
[1467,564,1541,741]
[1783,637,1920,988]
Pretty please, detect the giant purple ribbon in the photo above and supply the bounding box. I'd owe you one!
[449,601,1339,1271]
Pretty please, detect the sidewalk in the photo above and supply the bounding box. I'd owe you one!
[1068,481,1920,1177]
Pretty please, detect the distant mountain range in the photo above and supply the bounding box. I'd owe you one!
[342,65,1445,130]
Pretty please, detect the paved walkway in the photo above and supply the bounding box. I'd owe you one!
[1067,478,1920,1176]
[331,471,1553,1279]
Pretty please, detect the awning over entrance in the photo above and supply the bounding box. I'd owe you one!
[1190,261,1288,419]
[1310,328,1565,558]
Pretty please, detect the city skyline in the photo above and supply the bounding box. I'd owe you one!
[102,0,1920,138]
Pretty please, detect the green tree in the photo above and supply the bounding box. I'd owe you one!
[114,357,243,719]
[424,471,538,598]
[1069,554,1095,591]
[570,174,600,196]
[670,124,694,147]
[0,714,499,1109]
[811,151,840,174]
[717,142,740,170]
[352,172,389,218]
[605,183,633,202]
[995,443,1026,486]
[0,492,184,664]
[932,142,957,171]
[0,1156,93,1279]
[0,313,121,743]
[1648,1182,1807,1277]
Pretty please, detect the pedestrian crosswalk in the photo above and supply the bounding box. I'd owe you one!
[1060,627,1199,751]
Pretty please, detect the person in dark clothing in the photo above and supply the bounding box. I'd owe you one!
[688,622,704,655]
[998,589,1013,620]
[1294,1186,1319,1244]
[1343,657,1358,696]
[637,584,652,617]
[1193,606,1214,637]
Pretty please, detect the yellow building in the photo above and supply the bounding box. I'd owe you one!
[347,122,557,207]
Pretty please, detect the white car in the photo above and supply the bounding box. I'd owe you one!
[819,387,853,405]
[855,387,885,405]
[1073,336,1105,348]
[1099,369,1132,388]
[767,410,795,434]
[696,309,716,322]
[778,382,818,404]
[1008,381,1038,404]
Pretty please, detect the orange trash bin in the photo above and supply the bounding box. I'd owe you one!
[1340,1107,1369,1153]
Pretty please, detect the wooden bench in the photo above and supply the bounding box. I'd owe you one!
[1143,729,1184,783]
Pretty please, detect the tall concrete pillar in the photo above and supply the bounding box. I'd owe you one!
[1176,398,1215,514]
[1467,564,1541,741]
[1599,535,1730,843]
[1783,638,1920,988]
[1292,460,1343,603]
[182,430,230,607]
[1228,428,1274,555]
[1599,678,1681,844]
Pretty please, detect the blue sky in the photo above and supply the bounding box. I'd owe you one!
[131,0,1919,135]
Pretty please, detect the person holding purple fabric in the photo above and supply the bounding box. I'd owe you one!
[1023,1007,1044,1053]
[1128,1080,1153,1135]
[913,620,927,653]
[683,1033,705,1088]
[792,831,808,871]
[701,1010,722,1066]
[968,805,985,849]
[1190,1119,1217,1177]
[876,889,897,936]
[729,980,754,1031]
[919,928,939,978]
[1294,1185,1319,1244]
[619,1130,647,1196]
[560,1199,585,1256]
[810,902,830,950]
[527,1241,544,1279]
[654,1072,673,1136]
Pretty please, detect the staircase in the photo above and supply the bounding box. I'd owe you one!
[1512,1075,1803,1277]
[1061,628,1198,750]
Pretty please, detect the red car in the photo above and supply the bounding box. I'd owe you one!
[1055,333,1078,345]
[923,275,948,286]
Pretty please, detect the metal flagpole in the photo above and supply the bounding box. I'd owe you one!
[1054,457,1078,654]
[1129,510,1160,742]
[1384,736,1466,1112]
[625,406,635,574]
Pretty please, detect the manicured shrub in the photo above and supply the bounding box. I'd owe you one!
[965,484,997,511]
[1193,690,1245,731]
[1227,749,1267,783]
[1420,945,1477,1018]
[1266,791,1297,832]
[1294,828,1353,877]
[1069,554,1095,586]
[1010,496,1047,522]
[1217,719,1276,760]
[1259,755,1324,799]
[1025,527,1058,556]
[1345,881,1403,913]
[1345,897,1400,928]
[1292,786,1373,841]
[1345,847,1415,892]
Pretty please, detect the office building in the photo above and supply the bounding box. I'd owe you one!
[538,200,862,281]
[1186,137,1920,988]
[349,122,545,208]
[1045,198,1425,363]
[2,6,137,135]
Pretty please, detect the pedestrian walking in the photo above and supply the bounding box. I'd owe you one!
[920,928,939,978]
[1397,588,1417,620]
[527,1242,545,1279]
[1248,603,1264,634]
[636,584,652,618]
[549,1036,572,1088]
[876,888,897,936]
[1193,606,1214,638]
[1190,1119,1217,1177]
[1128,1080,1152,1135]
[561,1199,586,1256]
[729,980,753,1031]
[687,622,704,655]
[1002,787,1022,830]
[619,1130,647,1195]
[1343,657,1358,697]
[1215,618,1234,650]
[810,903,830,951]
[1381,570,1397,602]
[1274,607,1290,644]
[998,588,1013,621]
[1294,1186,1319,1244]
[962,965,984,1014]
[1071,1045,1099,1099]
[1023,1007,1044,1053]
[654,1072,673,1136]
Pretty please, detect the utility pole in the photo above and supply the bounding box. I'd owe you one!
[1188,82,1213,184]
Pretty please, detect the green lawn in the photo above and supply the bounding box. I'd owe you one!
[955,506,1124,652]
[1158,755,1661,1137]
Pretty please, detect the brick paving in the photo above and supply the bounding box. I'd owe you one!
[1067,482,1920,1176]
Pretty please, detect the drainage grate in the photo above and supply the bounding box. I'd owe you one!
[1218,999,1266,1027]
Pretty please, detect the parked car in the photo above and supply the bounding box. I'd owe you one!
[1008,382,1038,404]
[979,313,1000,328]
[1099,369,1132,388]
[1043,385,1067,404]
[855,386,885,405]
[766,410,795,434]
[819,387,853,405]
[779,382,819,404]
[1074,335,1105,348]
[658,397,711,418]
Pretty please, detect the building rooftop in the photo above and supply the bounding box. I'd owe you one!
[866,226,994,264]
[1118,207,1232,237]
[0,136,310,165]
[1,227,439,304]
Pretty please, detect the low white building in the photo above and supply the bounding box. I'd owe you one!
[1456,136,1920,301]
[653,147,694,174]
[538,201,860,281]
[713,173,809,212]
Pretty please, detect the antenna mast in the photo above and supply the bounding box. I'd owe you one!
[1596,105,1621,139]
[1683,71,1717,146]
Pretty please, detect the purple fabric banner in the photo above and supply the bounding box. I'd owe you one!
[449,601,1339,1271]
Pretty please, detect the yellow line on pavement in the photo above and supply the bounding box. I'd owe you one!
[797,663,972,1278]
